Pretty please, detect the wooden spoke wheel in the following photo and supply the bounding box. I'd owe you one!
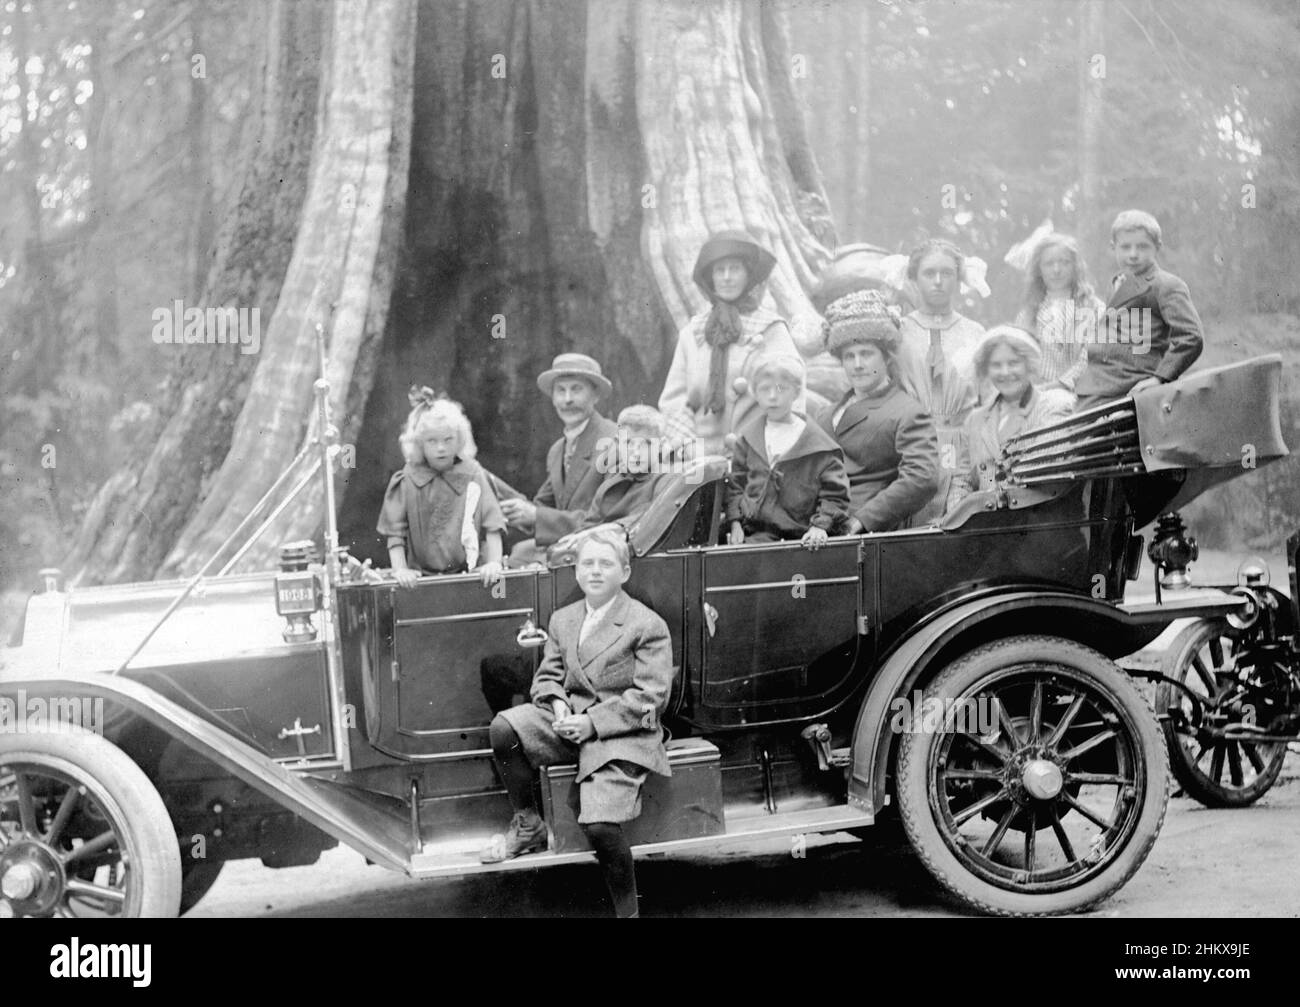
[0,731,181,918]
[1156,619,1288,807]
[897,635,1168,916]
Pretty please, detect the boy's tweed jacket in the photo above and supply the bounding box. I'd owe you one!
[1075,264,1204,401]
[505,591,675,782]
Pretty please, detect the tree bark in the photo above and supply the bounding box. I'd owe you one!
[67,0,840,580]
[63,0,328,584]
[187,8,215,300]
[160,0,416,576]
[634,0,833,361]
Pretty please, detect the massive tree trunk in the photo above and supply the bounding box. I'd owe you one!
[63,0,327,584]
[159,0,415,576]
[636,0,833,358]
[67,0,838,583]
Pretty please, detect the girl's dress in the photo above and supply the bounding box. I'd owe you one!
[896,309,986,525]
[377,458,505,574]
[1016,293,1107,392]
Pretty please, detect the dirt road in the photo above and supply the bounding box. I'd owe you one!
[190,754,1300,918]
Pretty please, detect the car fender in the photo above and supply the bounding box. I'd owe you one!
[0,674,413,873]
[846,588,1242,815]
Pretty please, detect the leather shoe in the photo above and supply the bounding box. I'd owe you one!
[479,810,548,863]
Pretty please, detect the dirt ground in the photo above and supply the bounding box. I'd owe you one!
[188,752,1300,918]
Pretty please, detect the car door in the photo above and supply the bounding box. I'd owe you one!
[695,537,873,725]
[375,572,546,759]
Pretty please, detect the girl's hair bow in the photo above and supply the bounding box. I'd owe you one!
[408,385,441,410]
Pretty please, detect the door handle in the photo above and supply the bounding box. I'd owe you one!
[516,617,549,649]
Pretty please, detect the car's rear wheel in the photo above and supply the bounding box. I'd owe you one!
[0,730,182,918]
[1156,619,1288,807]
[897,635,1168,916]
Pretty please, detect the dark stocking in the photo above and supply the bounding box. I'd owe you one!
[489,715,537,812]
[582,821,638,918]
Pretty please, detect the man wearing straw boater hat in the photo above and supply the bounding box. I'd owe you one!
[501,353,619,558]
[483,354,621,714]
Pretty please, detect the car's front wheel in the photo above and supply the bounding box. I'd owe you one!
[0,729,182,918]
[896,635,1168,916]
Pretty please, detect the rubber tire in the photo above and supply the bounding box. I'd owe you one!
[1,730,182,918]
[179,860,224,915]
[1156,619,1287,807]
[897,635,1169,917]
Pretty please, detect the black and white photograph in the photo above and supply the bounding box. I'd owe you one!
[0,0,1297,948]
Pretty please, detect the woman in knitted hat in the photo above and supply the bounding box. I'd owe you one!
[815,290,940,533]
[658,230,802,457]
[944,325,1074,515]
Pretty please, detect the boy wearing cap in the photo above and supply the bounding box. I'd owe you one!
[502,353,620,558]
[725,353,850,549]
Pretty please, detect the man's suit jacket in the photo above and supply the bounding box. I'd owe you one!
[1074,264,1203,400]
[527,592,674,781]
[533,413,620,545]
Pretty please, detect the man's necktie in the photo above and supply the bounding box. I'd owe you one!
[562,438,577,483]
[579,607,600,646]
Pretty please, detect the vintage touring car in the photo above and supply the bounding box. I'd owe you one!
[2,351,1297,918]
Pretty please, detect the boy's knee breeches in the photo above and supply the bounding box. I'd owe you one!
[496,704,650,824]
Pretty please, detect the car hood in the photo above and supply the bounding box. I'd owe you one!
[1,572,308,679]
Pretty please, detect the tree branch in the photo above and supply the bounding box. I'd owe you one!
[1115,0,1191,95]
[112,5,192,67]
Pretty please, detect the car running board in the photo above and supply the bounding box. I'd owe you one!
[407,804,874,878]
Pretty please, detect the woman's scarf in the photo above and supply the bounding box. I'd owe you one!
[702,287,761,414]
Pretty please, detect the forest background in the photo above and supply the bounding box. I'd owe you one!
[1,0,1297,636]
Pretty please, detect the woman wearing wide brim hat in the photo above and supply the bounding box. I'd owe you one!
[658,229,802,457]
